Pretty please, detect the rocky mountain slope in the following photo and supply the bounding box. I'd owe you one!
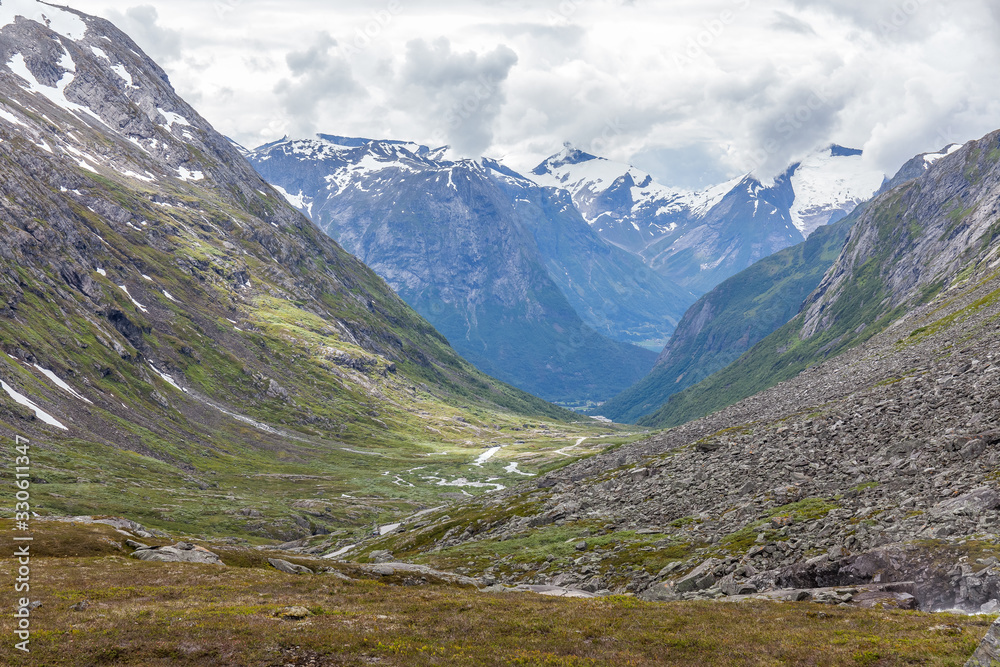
[0,1,612,540]
[642,131,1000,429]
[598,143,967,425]
[597,213,857,423]
[354,173,1000,611]
[248,136,689,404]
[532,144,884,294]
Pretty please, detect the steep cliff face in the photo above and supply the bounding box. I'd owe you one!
[249,137,676,404]
[0,2,577,537]
[801,134,1000,341]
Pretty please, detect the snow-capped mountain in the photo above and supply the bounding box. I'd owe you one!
[530,144,885,295]
[248,135,697,405]
[787,146,886,236]
[0,0,584,542]
[530,144,737,254]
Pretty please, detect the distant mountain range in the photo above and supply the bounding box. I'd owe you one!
[248,136,694,405]
[531,143,885,293]
[634,137,999,428]
[249,136,887,406]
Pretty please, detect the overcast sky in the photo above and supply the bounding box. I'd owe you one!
[63,0,1000,189]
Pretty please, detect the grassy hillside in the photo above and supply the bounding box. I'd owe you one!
[0,7,623,542]
[0,521,988,666]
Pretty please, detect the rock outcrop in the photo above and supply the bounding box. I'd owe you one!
[130,542,223,565]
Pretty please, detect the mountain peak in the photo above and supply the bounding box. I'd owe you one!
[1,1,88,40]
[829,144,864,158]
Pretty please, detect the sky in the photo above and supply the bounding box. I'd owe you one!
[61,0,1000,189]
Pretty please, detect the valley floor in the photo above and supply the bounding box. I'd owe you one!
[0,548,990,666]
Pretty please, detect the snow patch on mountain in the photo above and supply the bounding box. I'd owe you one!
[6,51,90,117]
[0,0,87,40]
[0,106,26,128]
[34,364,92,404]
[923,143,963,165]
[788,146,884,236]
[1,380,68,430]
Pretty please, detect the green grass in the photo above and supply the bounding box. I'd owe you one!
[0,118,638,541]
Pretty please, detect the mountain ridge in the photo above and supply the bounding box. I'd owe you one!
[641,131,1000,428]
[247,135,696,404]
[0,1,609,542]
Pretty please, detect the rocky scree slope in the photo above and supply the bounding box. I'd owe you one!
[354,174,1000,612]
[248,136,684,404]
[642,131,1000,429]
[0,2,576,539]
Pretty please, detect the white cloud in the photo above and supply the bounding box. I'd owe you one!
[66,0,1000,184]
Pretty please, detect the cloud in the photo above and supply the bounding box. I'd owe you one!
[394,38,518,157]
[104,5,181,63]
[771,10,816,34]
[274,32,365,139]
[67,0,1000,187]
[630,144,735,191]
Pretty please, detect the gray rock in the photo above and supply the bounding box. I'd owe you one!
[268,558,314,575]
[275,606,311,620]
[369,550,393,563]
[504,584,595,598]
[719,574,758,596]
[675,558,721,594]
[354,562,481,588]
[931,487,1000,518]
[966,618,1000,667]
[130,542,223,565]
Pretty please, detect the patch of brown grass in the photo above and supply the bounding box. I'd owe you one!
[0,555,989,666]
[0,521,989,665]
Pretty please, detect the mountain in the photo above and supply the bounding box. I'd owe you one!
[360,132,1000,614]
[247,136,693,404]
[596,144,951,424]
[596,212,857,423]
[641,130,1000,428]
[531,144,885,294]
[530,142,736,254]
[0,1,588,540]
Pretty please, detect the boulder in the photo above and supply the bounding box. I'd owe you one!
[268,558,314,575]
[354,562,481,588]
[674,558,721,594]
[930,487,1000,518]
[275,606,311,620]
[369,550,393,563]
[966,618,1000,667]
[719,574,758,596]
[130,542,223,565]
